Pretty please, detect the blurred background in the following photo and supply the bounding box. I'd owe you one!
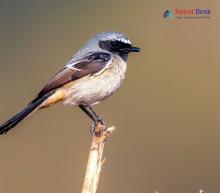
[0,0,219,193]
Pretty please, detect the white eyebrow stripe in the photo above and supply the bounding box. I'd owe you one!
[118,38,131,44]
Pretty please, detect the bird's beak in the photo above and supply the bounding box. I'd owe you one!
[129,46,141,52]
[120,46,141,53]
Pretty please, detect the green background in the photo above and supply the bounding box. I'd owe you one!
[0,1,219,193]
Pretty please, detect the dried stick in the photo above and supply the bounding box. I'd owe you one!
[81,123,115,193]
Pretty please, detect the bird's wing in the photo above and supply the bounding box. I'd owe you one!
[38,52,111,97]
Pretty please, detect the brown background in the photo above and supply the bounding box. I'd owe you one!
[0,1,219,193]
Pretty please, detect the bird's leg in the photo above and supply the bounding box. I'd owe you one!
[79,103,102,122]
[79,103,106,135]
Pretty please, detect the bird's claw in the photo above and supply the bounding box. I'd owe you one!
[90,118,106,136]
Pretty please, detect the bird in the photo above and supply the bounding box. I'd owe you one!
[0,31,140,135]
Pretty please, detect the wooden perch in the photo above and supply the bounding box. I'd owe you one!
[81,123,115,193]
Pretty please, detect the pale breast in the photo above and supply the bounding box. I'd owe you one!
[63,56,127,106]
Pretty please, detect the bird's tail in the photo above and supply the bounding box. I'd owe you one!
[0,92,54,135]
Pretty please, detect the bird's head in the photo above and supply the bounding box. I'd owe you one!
[85,32,140,61]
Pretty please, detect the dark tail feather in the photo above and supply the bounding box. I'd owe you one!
[0,92,54,135]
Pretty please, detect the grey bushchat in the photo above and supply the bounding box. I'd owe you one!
[0,31,140,134]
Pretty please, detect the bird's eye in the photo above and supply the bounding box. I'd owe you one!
[110,41,118,48]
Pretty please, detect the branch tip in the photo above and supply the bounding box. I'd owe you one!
[82,124,115,193]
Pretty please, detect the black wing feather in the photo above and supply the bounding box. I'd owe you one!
[38,52,111,96]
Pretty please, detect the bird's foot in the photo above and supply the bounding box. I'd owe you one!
[90,117,106,136]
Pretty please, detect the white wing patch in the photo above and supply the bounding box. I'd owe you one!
[66,61,81,71]
[93,57,112,76]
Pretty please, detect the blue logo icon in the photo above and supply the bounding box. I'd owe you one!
[163,10,173,18]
